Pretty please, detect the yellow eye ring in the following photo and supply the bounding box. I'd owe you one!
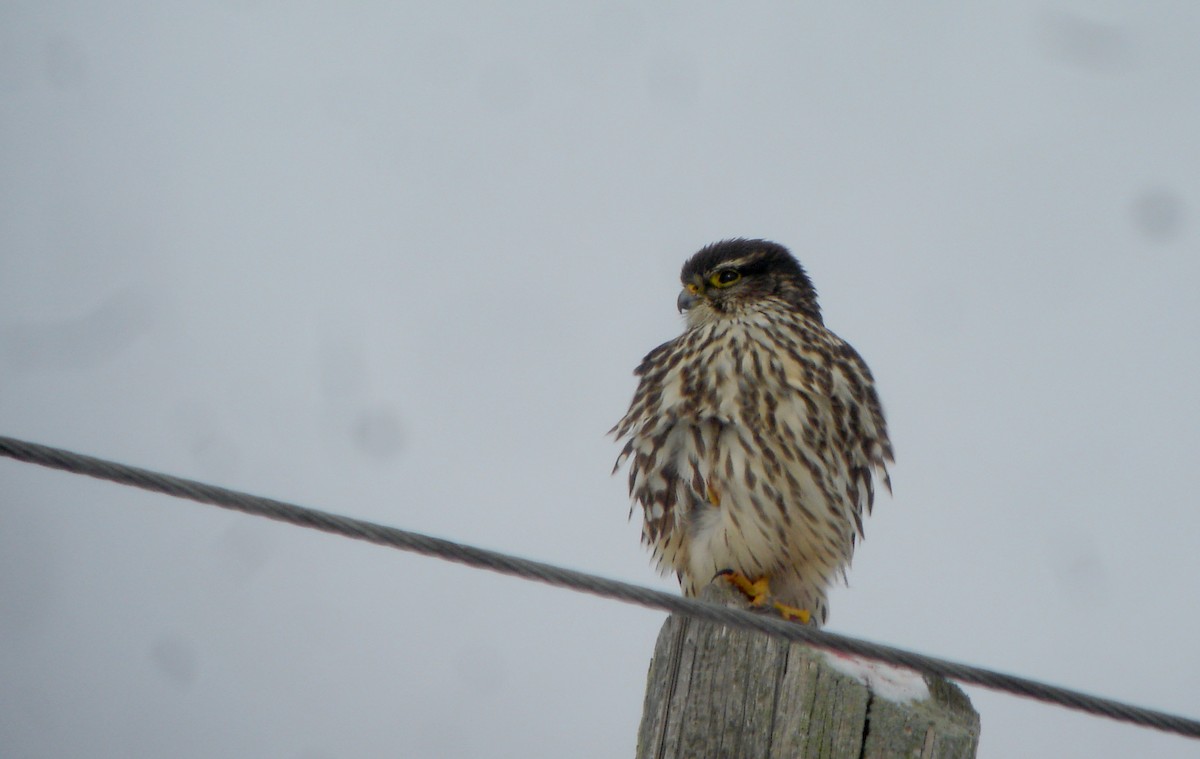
[709,269,741,288]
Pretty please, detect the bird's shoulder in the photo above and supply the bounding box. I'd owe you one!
[633,336,684,377]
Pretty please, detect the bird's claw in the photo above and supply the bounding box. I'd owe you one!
[717,570,812,623]
[772,602,811,624]
[717,570,771,607]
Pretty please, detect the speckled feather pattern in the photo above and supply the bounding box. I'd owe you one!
[613,241,892,626]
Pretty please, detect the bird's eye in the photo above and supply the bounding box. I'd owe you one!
[709,269,741,288]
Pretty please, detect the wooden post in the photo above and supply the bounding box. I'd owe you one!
[636,583,980,759]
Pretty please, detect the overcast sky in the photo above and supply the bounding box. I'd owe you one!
[2,3,1198,757]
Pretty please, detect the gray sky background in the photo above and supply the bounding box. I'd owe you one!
[2,3,1198,757]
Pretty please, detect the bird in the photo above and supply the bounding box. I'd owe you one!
[612,239,892,626]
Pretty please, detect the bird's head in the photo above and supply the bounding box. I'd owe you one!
[677,239,822,327]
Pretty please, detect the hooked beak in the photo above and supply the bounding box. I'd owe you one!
[677,288,701,312]
[676,283,700,312]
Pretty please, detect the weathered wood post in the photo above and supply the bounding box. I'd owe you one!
[637,583,980,759]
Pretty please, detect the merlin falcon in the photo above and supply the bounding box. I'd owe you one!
[612,239,892,626]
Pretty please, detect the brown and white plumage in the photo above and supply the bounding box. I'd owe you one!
[612,239,892,626]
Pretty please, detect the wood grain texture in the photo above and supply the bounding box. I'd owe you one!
[636,584,980,759]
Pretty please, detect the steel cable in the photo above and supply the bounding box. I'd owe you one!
[2,434,1197,740]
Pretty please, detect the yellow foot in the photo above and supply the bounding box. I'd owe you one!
[772,602,811,625]
[716,571,813,624]
[717,570,771,606]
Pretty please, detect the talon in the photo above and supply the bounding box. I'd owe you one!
[718,570,771,606]
[772,602,811,624]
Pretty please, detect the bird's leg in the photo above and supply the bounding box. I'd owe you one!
[717,570,771,606]
[717,571,812,624]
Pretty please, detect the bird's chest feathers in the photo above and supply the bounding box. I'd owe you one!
[657,315,799,426]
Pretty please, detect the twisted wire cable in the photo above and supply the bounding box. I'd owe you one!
[2,434,1197,740]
